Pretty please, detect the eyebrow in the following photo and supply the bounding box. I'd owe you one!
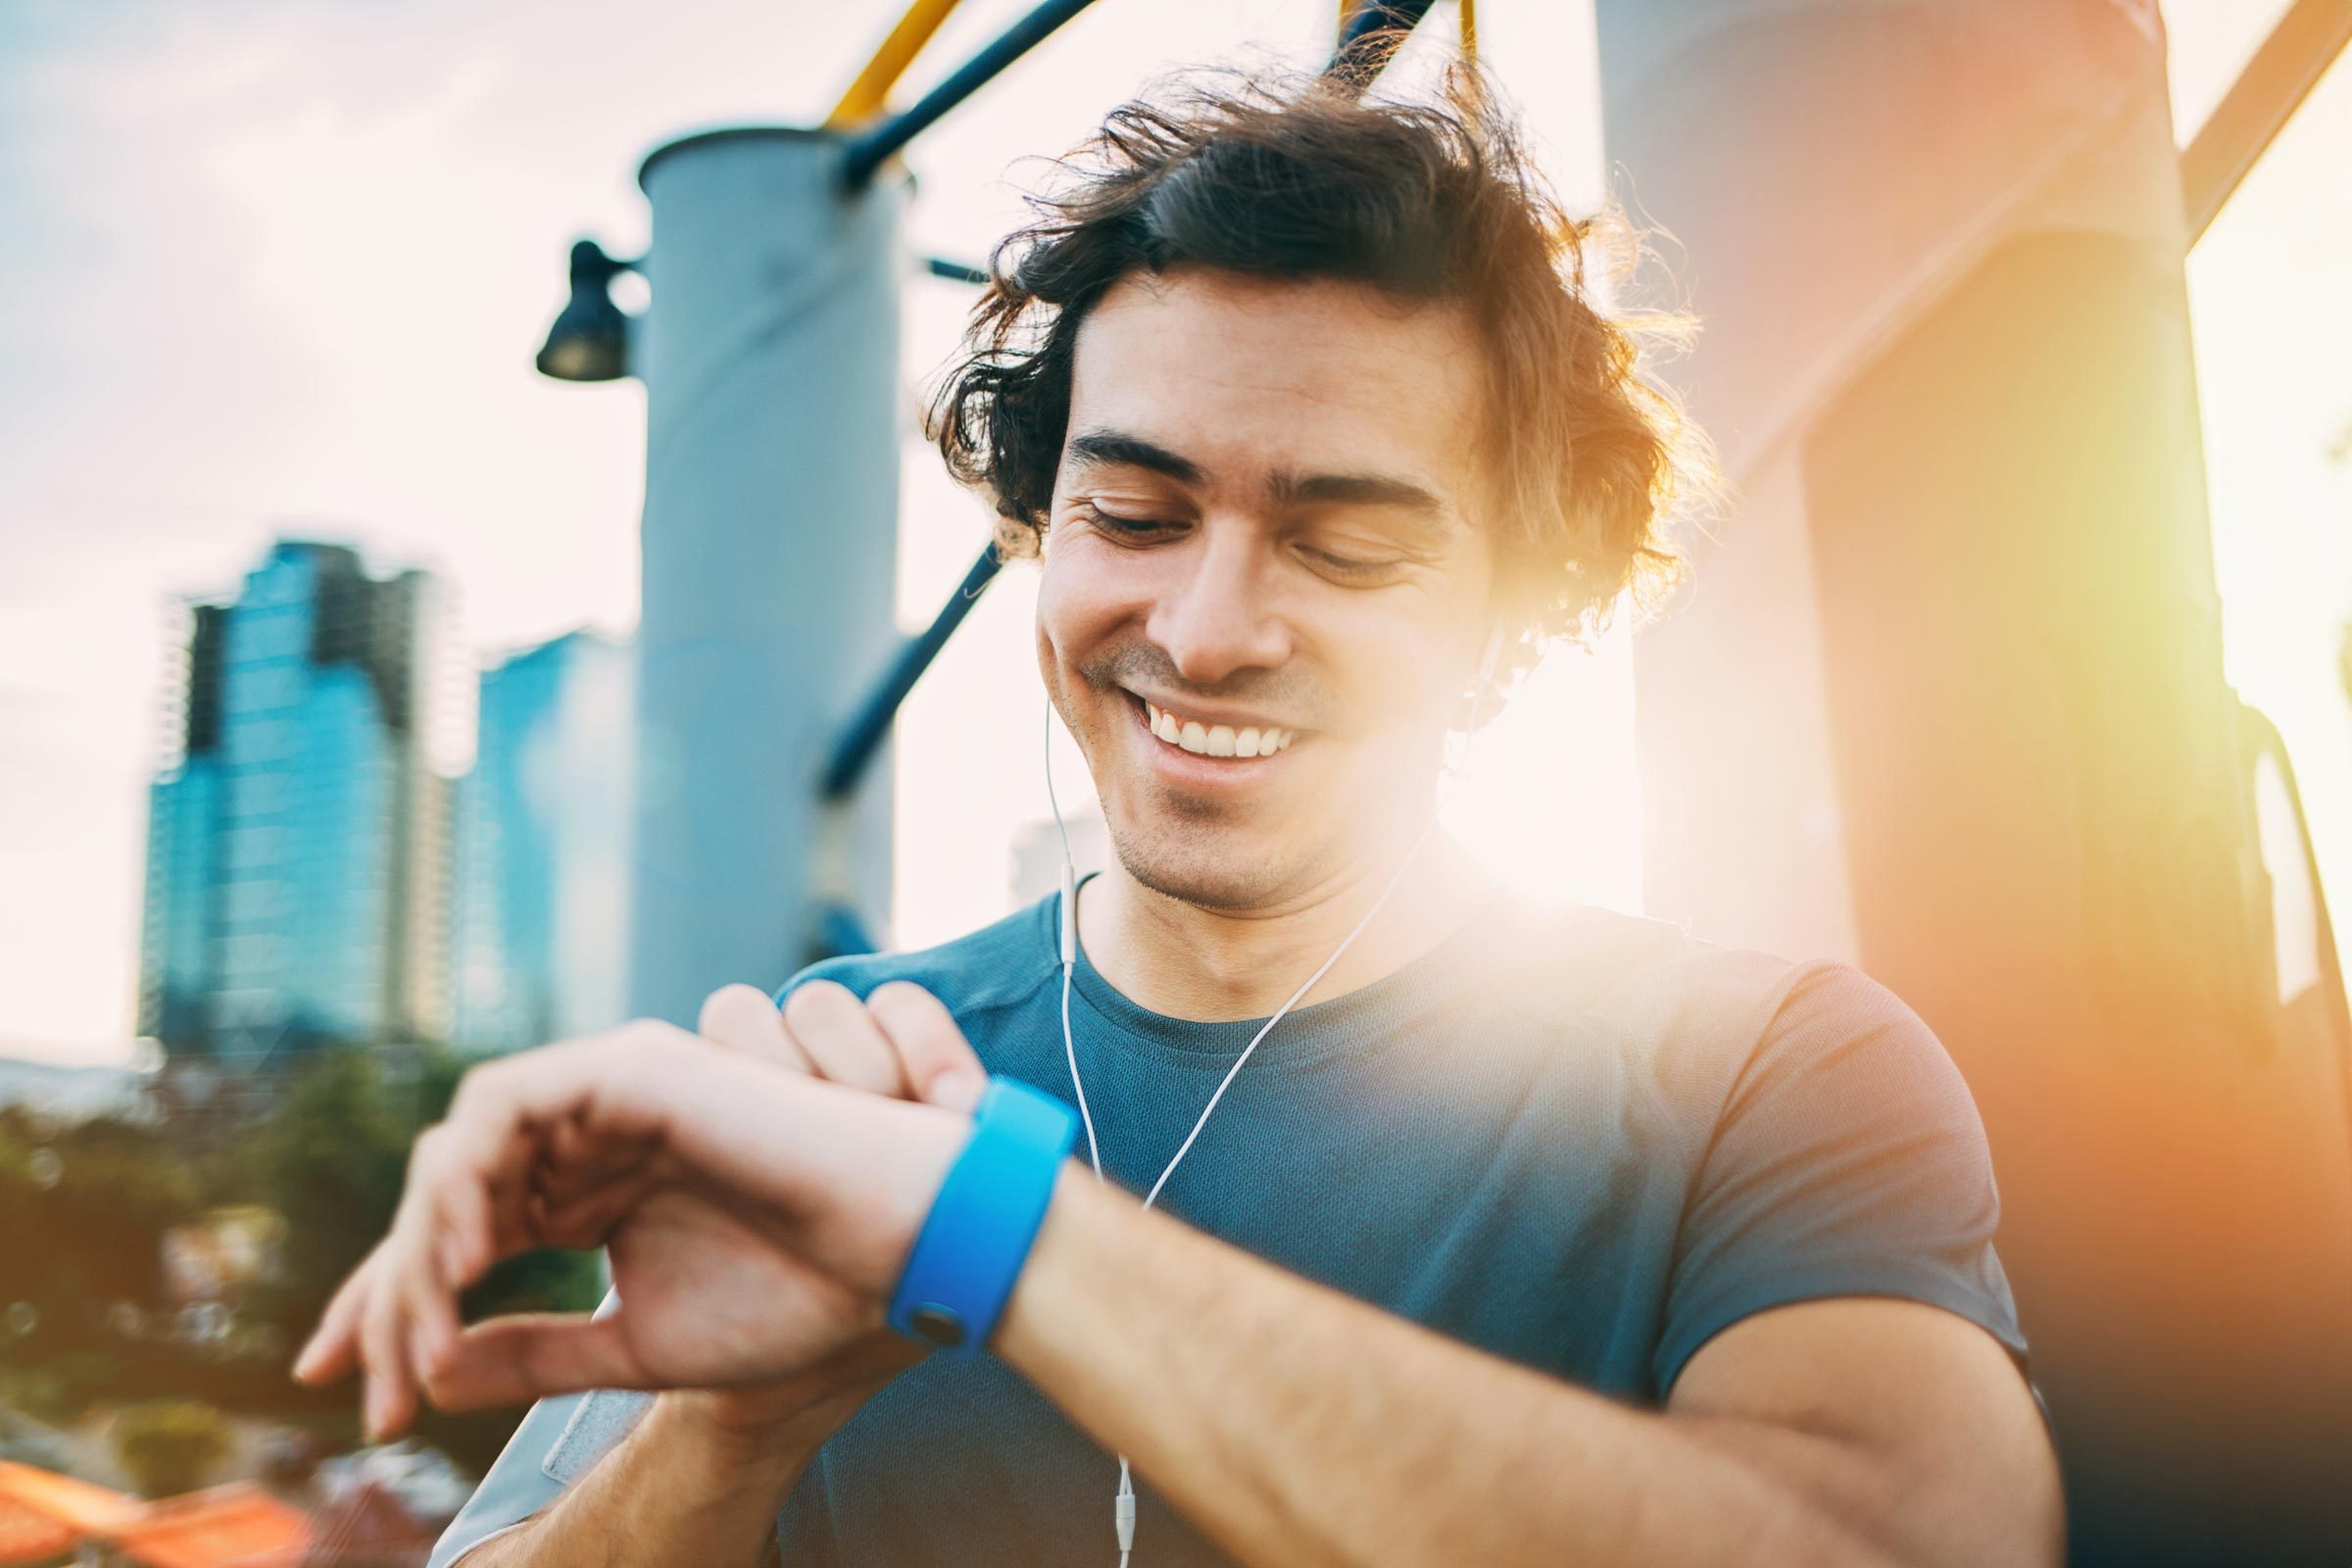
[1063,428,1456,539]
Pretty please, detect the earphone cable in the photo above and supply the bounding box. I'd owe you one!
[1044,625,1499,1567]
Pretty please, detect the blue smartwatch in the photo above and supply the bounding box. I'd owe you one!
[888,1075,1081,1355]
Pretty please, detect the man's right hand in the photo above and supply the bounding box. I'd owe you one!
[669,978,987,1440]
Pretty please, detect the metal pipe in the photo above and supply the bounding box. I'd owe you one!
[828,0,967,127]
[814,902,879,961]
[821,542,1004,802]
[840,0,1102,189]
[1328,0,1440,90]
[2182,0,2352,242]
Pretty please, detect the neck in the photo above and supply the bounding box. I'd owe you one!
[1075,828,1496,1023]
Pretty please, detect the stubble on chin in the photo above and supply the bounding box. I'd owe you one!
[1102,788,1320,914]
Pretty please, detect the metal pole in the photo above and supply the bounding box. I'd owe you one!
[822,543,1003,803]
[841,0,1103,189]
[828,0,969,127]
[629,127,906,1021]
[1327,0,1440,90]
[924,257,990,284]
[2181,0,2352,242]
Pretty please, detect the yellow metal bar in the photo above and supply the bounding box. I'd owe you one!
[1458,0,1477,63]
[827,0,965,128]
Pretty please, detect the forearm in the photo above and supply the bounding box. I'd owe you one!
[452,1392,830,1568]
[997,1172,1895,1568]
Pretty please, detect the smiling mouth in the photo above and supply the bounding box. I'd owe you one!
[1125,692,1298,760]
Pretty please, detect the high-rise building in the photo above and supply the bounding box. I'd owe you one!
[450,630,633,1054]
[137,541,457,1066]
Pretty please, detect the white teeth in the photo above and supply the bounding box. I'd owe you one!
[1140,697,1295,758]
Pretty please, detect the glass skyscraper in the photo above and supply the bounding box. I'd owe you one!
[137,541,454,1066]
[450,629,633,1054]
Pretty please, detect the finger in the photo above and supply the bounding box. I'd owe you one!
[537,1148,666,1251]
[360,1217,419,1440]
[533,1110,655,1214]
[865,982,987,1112]
[782,980,907,1097]
[293,1245,382,1386]
[699,983,813,1071]
[386,1114,516,1427]
[420,1312,648,1410]
[400,1180,469,1398]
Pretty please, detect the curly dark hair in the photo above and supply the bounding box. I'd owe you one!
[926,59,1713,665]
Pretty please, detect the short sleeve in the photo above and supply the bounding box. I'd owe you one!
[1651,960,2028,1396]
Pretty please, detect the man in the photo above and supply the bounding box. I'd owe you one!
[300,65,2061,1567]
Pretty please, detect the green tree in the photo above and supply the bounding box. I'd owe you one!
[0,1107,204,1355]
[112,1398,233,1497]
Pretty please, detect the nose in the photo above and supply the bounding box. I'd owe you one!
[1145,523,1291,687]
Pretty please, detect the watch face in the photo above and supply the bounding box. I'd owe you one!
[909,1302,967,1348]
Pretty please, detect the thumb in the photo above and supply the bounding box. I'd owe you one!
[864,982,987,1113]
[420,1312,650,1411]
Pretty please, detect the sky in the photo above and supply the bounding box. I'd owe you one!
[1,0,2343,1063]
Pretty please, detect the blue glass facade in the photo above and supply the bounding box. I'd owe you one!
[136,541,451,1064]
[451,630,632,1054]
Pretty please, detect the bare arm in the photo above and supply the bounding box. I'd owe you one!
[450,1390,839,1568]
[323,997,2056,1566]
[998,1170,2063,1568]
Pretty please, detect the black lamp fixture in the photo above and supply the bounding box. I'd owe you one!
[535,238,642,382]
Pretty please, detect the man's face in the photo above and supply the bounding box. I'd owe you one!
[1036,266,1497,912]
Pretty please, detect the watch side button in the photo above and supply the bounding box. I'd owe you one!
[907,1303,966,1348]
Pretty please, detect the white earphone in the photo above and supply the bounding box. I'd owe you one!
[1045,618,1506,1566]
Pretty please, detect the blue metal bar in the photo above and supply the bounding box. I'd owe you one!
[924,256,990,284]
[815,902,880,960]
[1328,0,1441,91]
[841,0,1103,189]
[822,542,1004,801]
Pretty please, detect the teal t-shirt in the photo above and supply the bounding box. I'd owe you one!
[757,886,2026,1566]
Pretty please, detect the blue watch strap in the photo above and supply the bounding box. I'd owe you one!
[888,1075,1080,1356]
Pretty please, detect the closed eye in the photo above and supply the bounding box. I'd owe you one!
[1080,503,1181,540]
[1298,544,1407,585]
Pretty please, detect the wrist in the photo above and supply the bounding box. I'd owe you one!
[993,1162,1124,1375]
[887,1078,1080,1355]
[655,1387,852,1475]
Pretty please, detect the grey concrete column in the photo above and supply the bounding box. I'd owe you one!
[629,129,906,1027]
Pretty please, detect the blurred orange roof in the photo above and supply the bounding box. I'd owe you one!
[0,1494,78,1567]
[0,1464,311,1568]
[0,1458,144,1534]
[110,1483,311,1568]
